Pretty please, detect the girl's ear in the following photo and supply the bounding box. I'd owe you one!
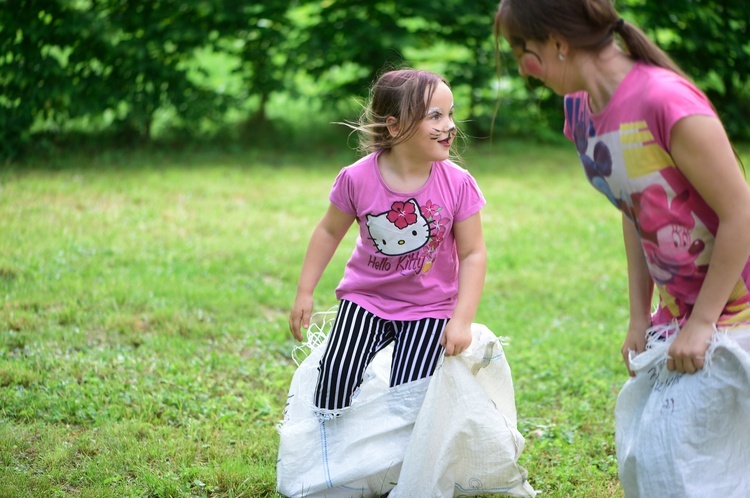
[550,33,569,59]
[386,116,399,137]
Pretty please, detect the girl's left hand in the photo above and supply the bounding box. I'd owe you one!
[667,318,714,374]
[441,320,472,356]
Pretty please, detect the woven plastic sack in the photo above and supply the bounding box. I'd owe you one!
[615,326,750,498]
[390,323,536,497]
[276,309,430,498]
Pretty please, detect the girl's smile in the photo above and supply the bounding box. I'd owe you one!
[420,82,456,157]
[431,125,455,148]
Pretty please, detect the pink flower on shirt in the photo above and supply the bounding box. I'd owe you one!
[422,200,441,220]
[433,217,450,242]
[387,201,418,229]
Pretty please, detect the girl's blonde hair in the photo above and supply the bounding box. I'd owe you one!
[342,69,455,155]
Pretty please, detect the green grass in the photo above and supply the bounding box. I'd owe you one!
[1,140,747,497]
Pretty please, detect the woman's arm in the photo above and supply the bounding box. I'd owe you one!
[288,203,356,341]
[621,214,654,376]
[668,115,750,373]
[442,211,487,356]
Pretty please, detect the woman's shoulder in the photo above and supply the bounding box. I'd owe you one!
[637,65,717,129]
[630,62,708,105]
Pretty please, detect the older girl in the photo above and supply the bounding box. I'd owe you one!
[495,1,750,496]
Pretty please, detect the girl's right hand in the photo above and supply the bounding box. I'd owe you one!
[287,204,355,342]
[441,319,473,356]
[289,294,313,342]
[621,325,648,377]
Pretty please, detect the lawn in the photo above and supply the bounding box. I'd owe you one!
[3,140,745,497]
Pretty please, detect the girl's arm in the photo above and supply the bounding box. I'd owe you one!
[288,203,356,341]
[621,214,654,376]
[442,211,487,356]
[668,115,750,373]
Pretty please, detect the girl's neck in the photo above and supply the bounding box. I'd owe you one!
[577,45,634,113]
[377,149,433,193]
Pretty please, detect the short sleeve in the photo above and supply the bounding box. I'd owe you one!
[454,172,486,223]
[649,76,717,153]
[329,167,357,215]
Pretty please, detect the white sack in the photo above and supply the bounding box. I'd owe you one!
[615,327,750,498]
[276,313,428,498]
[390,323,536,497]
[277,318,534,498]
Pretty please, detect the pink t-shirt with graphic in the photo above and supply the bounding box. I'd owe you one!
[329,151,485,321]
[564,61,750,326]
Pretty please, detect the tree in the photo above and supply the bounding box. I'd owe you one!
[0,0,88,157]
[1,0,233,155]
[292,0,413,99]
[92,0,231,140]
[2,0,749,160]
[290,0,502,132]
[216,1,291,124]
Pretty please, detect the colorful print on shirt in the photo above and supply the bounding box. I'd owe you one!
[328,152,485,321]
[365,198,446,275]
[563,62,750,325]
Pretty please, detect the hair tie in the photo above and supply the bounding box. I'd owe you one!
[614,18,625,32]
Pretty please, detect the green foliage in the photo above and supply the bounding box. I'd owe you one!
[214,2,291,123]
[1,0,234,158]
[1,0,749,161]
[92,0,234,138]
[290,1,412,97]
[0,1,80,157]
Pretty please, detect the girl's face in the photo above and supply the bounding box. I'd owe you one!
[396,82,456,163]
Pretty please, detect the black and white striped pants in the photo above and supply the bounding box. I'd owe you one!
[314,299,447,411]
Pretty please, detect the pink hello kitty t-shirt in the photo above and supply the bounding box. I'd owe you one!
[564,61,750,326]
[329,152,485,321]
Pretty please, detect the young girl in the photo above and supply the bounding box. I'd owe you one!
[288,68,486,413]
[495,0,750,495]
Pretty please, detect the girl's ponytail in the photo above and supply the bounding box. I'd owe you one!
[616,20,689,80]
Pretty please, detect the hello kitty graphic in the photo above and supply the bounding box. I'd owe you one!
[365,198,448,275]
[366,198,431,256]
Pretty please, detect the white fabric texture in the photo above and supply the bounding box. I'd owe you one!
[615,326,750,498]
[276,313,424,498]
[276,316,534,497]
[391,323,536,497]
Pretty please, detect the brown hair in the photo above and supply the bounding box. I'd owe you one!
[494,0,687,79]
[494,0,745,172]
[342,69,453,154]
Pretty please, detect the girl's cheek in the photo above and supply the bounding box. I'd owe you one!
[521,54,543,78]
